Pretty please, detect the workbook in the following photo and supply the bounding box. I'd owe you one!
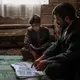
[11,62,44,78]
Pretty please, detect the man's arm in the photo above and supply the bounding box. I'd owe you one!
[43,36,62,58]
[44,32,80,79]
[47,32,80,64]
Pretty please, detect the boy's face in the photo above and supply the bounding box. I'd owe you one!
[31,23,40,31]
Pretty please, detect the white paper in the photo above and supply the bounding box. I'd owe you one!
[11,62,44,78]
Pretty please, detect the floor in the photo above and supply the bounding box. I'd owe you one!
[0,48,21,55]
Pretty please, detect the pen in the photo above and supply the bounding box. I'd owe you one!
[31,63,34,68]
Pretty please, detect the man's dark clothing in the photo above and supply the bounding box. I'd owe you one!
[44,18,80,80]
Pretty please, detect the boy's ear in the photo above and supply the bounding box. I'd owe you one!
[65,16,71,24]
[65,16,69,21]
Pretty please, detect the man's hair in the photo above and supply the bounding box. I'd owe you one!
[52,3,76,20]
[29,15,41,24]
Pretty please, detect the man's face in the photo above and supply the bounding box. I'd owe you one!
[53,15,61,25]
[53,15,69,29]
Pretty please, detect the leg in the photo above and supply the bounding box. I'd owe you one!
[45,62,61,80]
[30,50,40,60]
[20,47,33,61]
[45,62,76,80]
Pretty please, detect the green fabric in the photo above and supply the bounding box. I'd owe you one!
[0,52,7,55]
[0,56,41,80]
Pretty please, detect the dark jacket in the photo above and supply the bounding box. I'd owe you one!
[24,26,51,55]
[44,18,80,80]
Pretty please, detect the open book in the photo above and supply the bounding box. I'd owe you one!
[11,62,44,78]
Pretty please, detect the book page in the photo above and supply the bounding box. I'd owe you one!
[11,62,44,78]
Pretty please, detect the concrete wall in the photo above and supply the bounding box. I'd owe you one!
[0,0,79,24]
[41,0,78,24]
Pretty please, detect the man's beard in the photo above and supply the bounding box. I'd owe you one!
[60,19,69,33]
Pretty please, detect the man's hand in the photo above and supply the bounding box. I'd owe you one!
[33,54,46,66]
[33,57,42,67]
[35,60,48,71]
[32,54,47,70]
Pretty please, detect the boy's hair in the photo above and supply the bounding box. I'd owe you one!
[52,3,76,20]
[29,15,41,24]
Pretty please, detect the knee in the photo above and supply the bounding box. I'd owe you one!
[45,63,61,79]
[45,65,54,79]
[21,47,26,52]
[21,47,29,53]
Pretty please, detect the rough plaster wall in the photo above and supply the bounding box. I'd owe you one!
[41,0,77,24]
[0,0,78,24]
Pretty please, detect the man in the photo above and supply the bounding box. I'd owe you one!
[33,3,80,80]
[21,15,51,60]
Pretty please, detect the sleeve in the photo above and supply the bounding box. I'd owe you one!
[24,29,32,48]
[47,32,80,64]
[40,28,51,49]
[46,28,51,43]
[43,36,62,58]
[44,32,80,79]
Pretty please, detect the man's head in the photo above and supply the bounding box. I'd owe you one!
[29,15,41,31]
[52,3,76,29]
